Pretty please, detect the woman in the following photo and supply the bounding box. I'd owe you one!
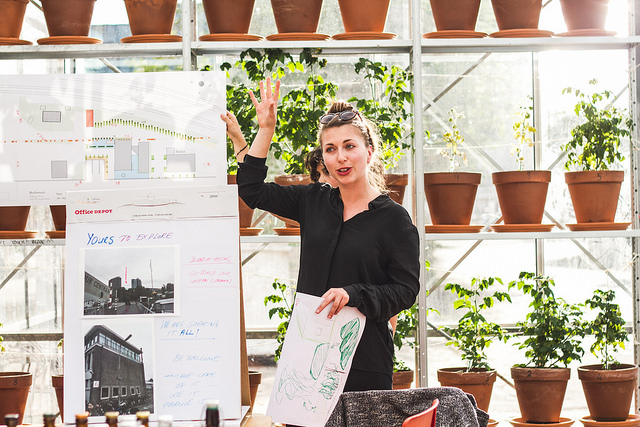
[233,78,419,391]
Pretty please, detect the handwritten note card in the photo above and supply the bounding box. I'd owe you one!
[266,293,365,427]
[64,185,241,422]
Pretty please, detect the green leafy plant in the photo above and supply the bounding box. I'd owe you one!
[508,272,585,368]
[438,108,466,173]
[0,322,4,352]
[512,98,536,171]
[583,289,628,369]
[264,278,295,362]
[349,58,415,171]
[561,79,635,171]
[442,276,511,371]
[218,48,337,175]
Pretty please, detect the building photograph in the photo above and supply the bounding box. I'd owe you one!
[83,246,177,316]
[83,319,155,415]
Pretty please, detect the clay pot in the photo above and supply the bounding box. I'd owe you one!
[248,370,262,412]
[270,0,323,33]
[52,374,64,419]
[565,170,623,223]
[490,0,542,30]
[0,372,33,425]
[385,173,408,205]
[273,174,311,231]
[424,172,481,225]
[511,367,570,423]
[0,206,31,231]
[578,364,637,421]
[50,205,67,231]
[560,0,610,31]
[392,369,414,390]
[41,0,96,37]
[429,0,481,31]
[337,0,390,33]
[124,0,178,36]
[202,0,255,34]
[0,0,29,39]
[227,175,256,229]
[437,368,496,413]
[492,170,551,224]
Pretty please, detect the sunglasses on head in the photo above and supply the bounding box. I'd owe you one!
[319,109,359,124]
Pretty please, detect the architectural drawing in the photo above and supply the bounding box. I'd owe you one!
[267,293,365,427]
[0,71,226,205]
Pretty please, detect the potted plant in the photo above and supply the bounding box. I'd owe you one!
[201,0,256,39]
[122,0,180,43]
[559,0,612,36]
[492,99,551,226]
[427,0,482,35]
[578,289,637,421]
[561,80,635,227]
[0,0,29,42]
[40,0,99,44]
[490,0,544,33]
[269,0,324,38]
[0,324,33,425]
[391,304,418,389]
[437,276,511,413]
[424,108,482,228]
[337,0,391,37]
[508,272,585,423]
[349,57,414,205]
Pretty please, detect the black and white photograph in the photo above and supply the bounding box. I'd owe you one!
[83,246,177,316]
[83,318,155,415]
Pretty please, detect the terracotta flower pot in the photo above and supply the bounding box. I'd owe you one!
[437,368,496,413]
[0,372,33,425]
[227,175,257,230]
[270,0,323,34]
[424,172,481,225]
[0,0,29,39]
[565,170,623,223]
[338,0,390,33]
[50,205,67,231]
[202,0,255,34]
[492,170,551,224]
[392,369,414,390]
[511,367,570,423]
[490,0,542,30]
[385,173,408,205]
[560,0,609,31]
[0,206,31,231]
[272,174,311,233]
[52,374,64,419]
[578,364,637,421]
[429,0,481,31]
[124,0,178,36]
[41,0,96,37]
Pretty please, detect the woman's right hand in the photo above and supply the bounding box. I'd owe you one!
[249,77,280,131]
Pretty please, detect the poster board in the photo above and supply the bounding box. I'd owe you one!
[63,185,242,421]
[0,71,225,206]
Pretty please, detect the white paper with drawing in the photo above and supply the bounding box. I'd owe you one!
[266,292,365,426]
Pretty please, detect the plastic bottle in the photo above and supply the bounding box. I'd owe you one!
[205,400,221,427]
[105,412,119,427]
[4,414,19,427]
[43,413,57,427]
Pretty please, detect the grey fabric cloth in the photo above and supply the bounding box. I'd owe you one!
[324,387,489,427]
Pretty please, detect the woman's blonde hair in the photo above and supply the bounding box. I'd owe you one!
[317,100,387,194]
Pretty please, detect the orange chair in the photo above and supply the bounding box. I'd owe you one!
[402,398,439,427]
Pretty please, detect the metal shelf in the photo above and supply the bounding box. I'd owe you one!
[424,229,640,240]
[0,238,65,246]
[2,35,638,61]
[421,35,640,53]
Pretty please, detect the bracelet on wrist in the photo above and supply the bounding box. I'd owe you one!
[235,144,248,157]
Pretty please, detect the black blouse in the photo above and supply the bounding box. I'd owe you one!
[237,155,420,389]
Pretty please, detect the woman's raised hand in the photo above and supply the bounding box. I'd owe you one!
[249,77,280,131]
